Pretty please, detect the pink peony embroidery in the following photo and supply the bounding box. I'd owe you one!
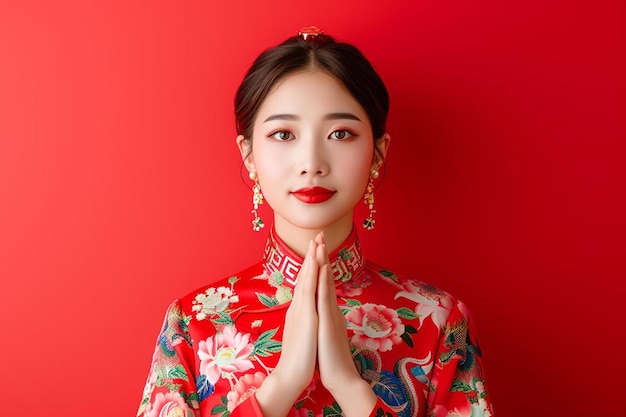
[226,371,266,411]
[145,391,194,417]
[345,303,405,352]
[198,325,254,384]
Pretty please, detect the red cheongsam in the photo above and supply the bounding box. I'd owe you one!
[137,228,494,417]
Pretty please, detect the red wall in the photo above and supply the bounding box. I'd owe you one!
[1,1,624,415]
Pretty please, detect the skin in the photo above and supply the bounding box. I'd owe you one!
[236,69,391,417]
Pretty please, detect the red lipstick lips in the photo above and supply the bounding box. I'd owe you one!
[292,187,335,204]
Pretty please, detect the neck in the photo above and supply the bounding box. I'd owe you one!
[273,213,354,258]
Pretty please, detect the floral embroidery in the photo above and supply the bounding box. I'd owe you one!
[291,408,317,417]
[374,407,394,417]
[198,325,254,384]
[159,304,193,356]
[254,270,293,306]
[335,271,372,297]
[394,280,453,330]
[322,401,342,416]
[138,231,493,417]
[145,391,195,417]
[192,282,240,321]
[345,303,405,352]
[226,372,266,411]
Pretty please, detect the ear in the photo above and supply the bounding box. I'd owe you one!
[236,134,256,173]
[373,133,391,170]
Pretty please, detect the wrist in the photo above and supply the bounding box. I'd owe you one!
[329,378,377,417]
[255,372,304,417]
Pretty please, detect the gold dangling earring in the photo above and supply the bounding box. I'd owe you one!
[363,168,379,230]
[249,171,264,232]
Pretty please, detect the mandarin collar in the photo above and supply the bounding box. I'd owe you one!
[262,227,365,287]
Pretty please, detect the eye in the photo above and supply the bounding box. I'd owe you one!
[329,129,355,141]
[268,130,295,141]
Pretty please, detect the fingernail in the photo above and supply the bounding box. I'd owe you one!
[320,231,325,243]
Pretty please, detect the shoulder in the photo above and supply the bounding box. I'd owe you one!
[364,260,473,329]
[365,259,457,300]
[168,261,266,320]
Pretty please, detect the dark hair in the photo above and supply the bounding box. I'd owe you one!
[234,34,389,146]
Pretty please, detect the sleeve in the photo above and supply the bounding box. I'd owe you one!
[426,301,494,417]
[230,394,265,417]
[136,300,200,417]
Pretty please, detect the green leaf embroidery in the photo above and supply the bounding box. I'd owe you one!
[211,396,230,416]
[165,382,182,391]
[344,298,362,307]
[338,248,354,261]
[405,324,417,334]
[323,401,343,417]
[256,292,279,307]
[450,380,473,393]
[155,365,168,386]
[401,331,414,348]
[168,364,189,381]
[228,275,239,285]
[378,269,400,282]
[253,327,282,357]
[396,307,419,320]
[256,327,277,342]
[212,312,234,326]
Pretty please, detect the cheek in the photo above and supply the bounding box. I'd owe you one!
[339,145,374,178]
[251,147,287,197]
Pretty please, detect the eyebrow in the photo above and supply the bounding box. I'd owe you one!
[263,112,362,123]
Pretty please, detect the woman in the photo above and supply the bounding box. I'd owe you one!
[137,27,493,417]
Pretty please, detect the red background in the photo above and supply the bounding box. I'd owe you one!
[1,1,624,416]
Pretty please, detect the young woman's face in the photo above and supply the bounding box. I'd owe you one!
[242,70,377,235]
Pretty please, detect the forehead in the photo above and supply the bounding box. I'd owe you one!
[255,70,369,121]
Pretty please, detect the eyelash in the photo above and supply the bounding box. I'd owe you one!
[267,130,295,141]
[329,129,356,141]
[267,129,357,142]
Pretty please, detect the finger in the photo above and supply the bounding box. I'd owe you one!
[316,244,335,309]
[294,240,318,300]
[315,240,327,268]
[292,240,311,298]
[303,242,320,309]
[315,232,330,264]
[317,263,334,319]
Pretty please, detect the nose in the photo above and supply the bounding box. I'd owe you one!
[298,135,330,177]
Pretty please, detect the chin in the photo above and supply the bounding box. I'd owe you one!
[284,212,354,232]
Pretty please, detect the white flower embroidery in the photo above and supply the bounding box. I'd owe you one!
[192,286,239,320]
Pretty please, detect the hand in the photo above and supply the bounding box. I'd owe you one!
[255,239,320,417]
[315,233,378,416]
